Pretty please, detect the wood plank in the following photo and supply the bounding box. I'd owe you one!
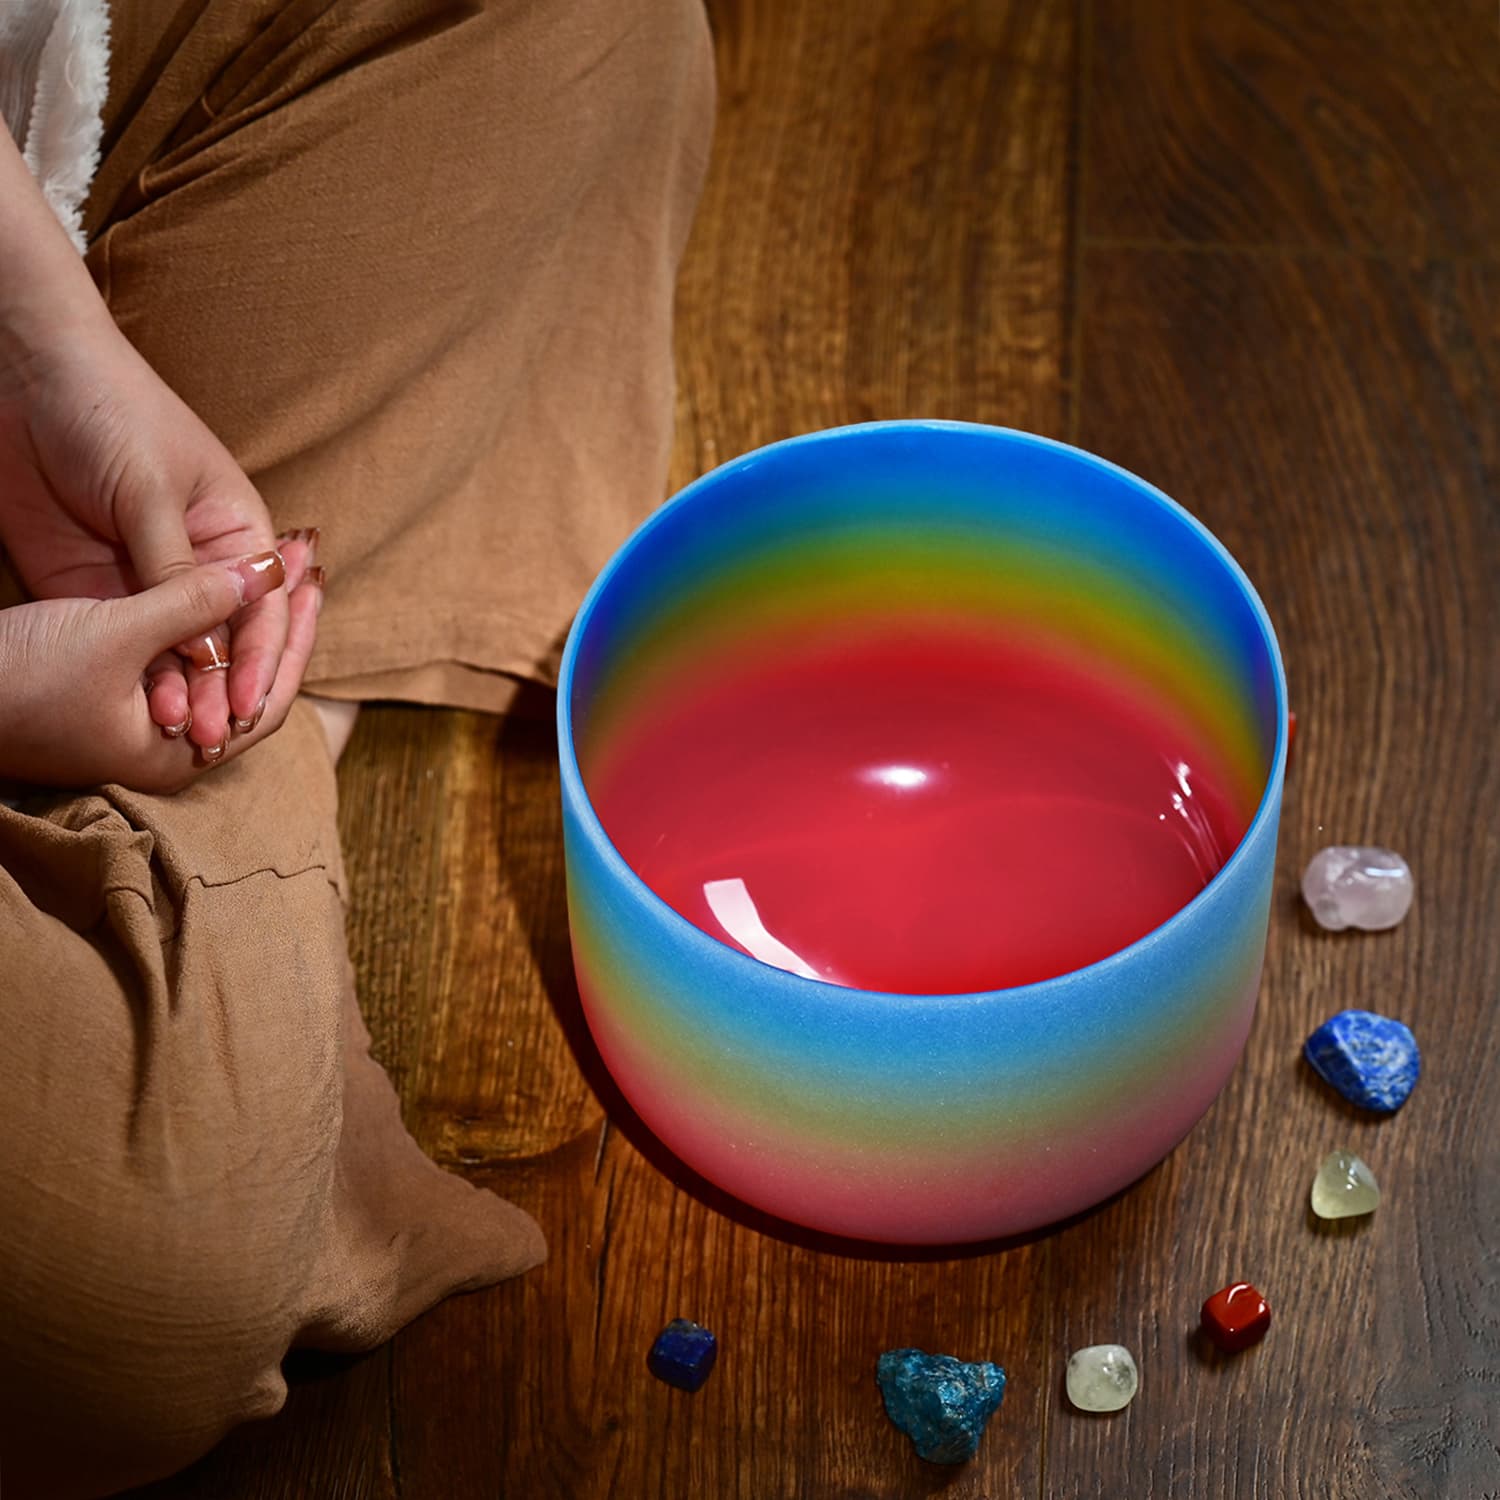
[669,0,1073,491]
[338,701,602,1169]
[1086,0,1500,255]
[1045,246,1499,1496]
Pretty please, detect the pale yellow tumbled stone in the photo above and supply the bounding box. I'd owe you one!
[1065,1344,1138,1413]
[1311,1149,1380,1219]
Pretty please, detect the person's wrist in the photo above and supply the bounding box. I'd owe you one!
[0,607,50,784]
[0,121,116,402]
[0,287,116,404]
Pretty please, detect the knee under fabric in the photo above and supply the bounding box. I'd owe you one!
[0,706,544,1496]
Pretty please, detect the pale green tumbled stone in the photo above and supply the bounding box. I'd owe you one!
[1310,1149,1380,1219]
[1065,1344,1138,1413]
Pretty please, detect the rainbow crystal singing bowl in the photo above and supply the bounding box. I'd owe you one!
[557,421,1287,1243]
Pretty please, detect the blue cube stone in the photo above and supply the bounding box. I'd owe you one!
[877,1348,1006,1464]
[1304,1009,1421,1113]
[647,1319,718,1392]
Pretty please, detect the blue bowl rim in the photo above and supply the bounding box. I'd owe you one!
[556,419,1289,1010]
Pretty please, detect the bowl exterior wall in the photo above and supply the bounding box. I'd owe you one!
[558,422,1286,1243]
[562,772,1279,1243]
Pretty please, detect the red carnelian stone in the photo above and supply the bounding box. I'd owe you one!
[1201,1282,1271,1353]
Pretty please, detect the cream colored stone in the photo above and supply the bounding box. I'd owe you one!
[1065,1344,1138,1413]
[1311,1149,1380,1219]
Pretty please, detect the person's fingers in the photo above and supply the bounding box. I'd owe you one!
[175,624,230,673]
[259,569,323,732]
[121,494,198,586]
[275,529,319,590]
[103,549,285,756]
[227,528,317,730]
[186,662,232,757]
[111,549,286,660]
[116,496,233,673]
[217,570,324,766]
[124,565,318,790]
[226,593,287,727]
[143,652,192,737]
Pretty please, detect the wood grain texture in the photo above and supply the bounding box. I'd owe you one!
[337,703,599,1169]
[668,0,1074,490]
[1086,0,1500,255]
[1049,249,1499,1499]
[129,0,1498,1496]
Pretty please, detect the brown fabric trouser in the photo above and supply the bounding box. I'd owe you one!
[0,2,714,1496]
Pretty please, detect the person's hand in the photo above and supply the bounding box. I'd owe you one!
[0,315,308,753]
[0,546,322,793]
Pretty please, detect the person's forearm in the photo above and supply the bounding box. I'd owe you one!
[0,120,114,381]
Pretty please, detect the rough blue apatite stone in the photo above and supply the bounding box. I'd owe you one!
[647,1319,718,1392]
[876,1348,1007,1464]
[1304,1009,1421,1113]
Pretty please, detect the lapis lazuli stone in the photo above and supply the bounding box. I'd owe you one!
[876,1348,1006,1464]
[1304,1009,1420,1113]
[647,1319,718,1392]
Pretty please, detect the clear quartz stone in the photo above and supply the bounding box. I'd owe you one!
[1301,845,1413,931]
[1065,1344,1138,1413]
[1311,1150,1380,1219]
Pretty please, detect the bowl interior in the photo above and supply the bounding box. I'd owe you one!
[564,422,1283,995]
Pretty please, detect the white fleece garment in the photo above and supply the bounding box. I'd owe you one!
[0,0,111,251]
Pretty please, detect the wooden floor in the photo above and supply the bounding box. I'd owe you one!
[133,2,1498,1496]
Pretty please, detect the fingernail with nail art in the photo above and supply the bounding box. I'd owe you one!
[233,695,268,735]
[177,626,231,671]
[200,736,229,766]
[276,528,320,570]
[230,549,285,602]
